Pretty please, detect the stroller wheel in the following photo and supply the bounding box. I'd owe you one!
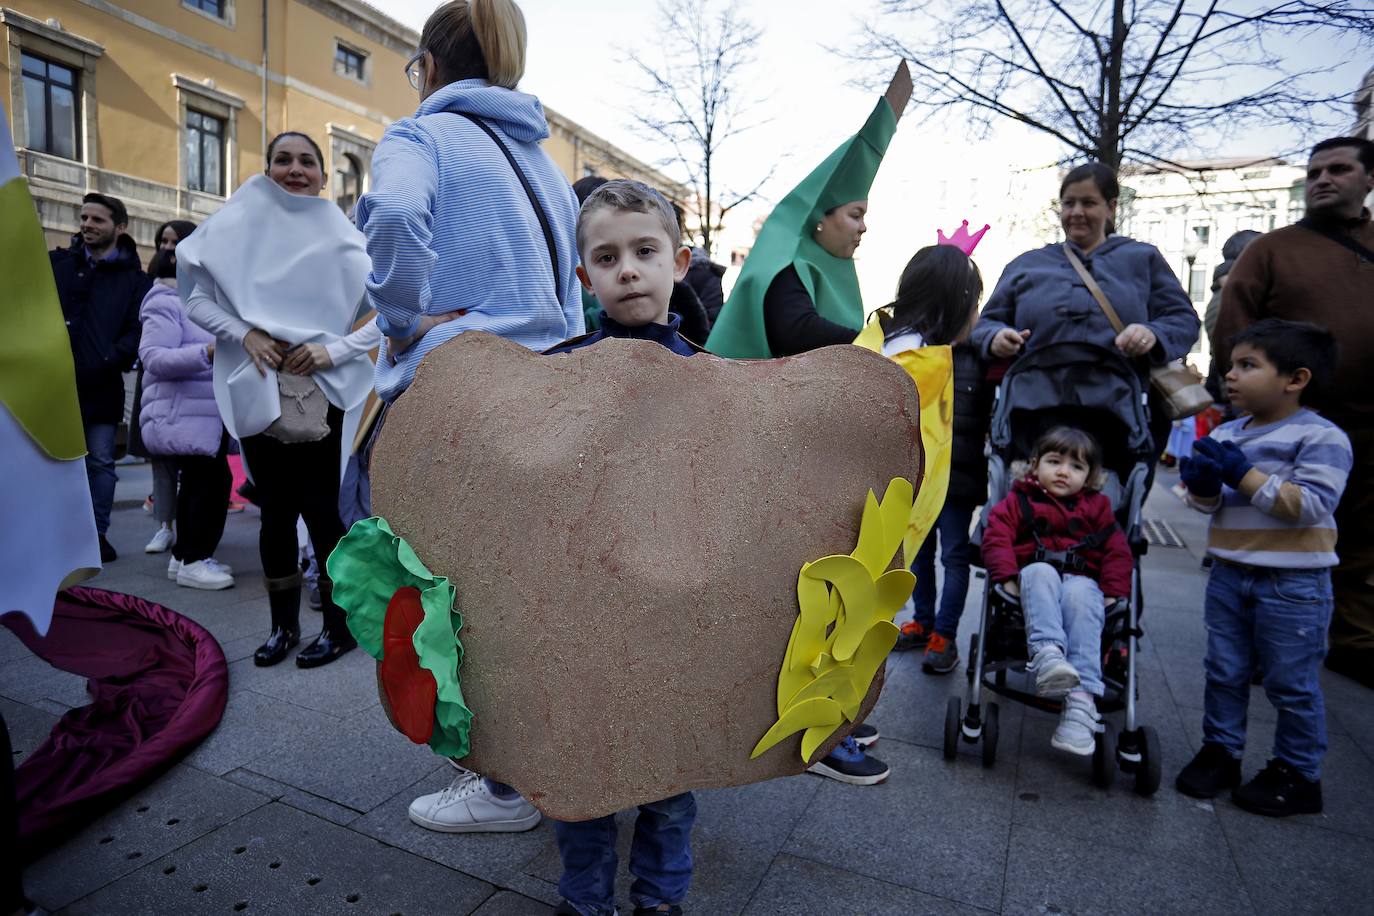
[981,702,1000,768]
[1133,725,1162,796]
[966,633,979,684]
[1093,720,1117,789]
[943,697,961,760]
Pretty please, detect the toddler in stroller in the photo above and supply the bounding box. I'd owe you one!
[946,340,1162,794]
[981,427,1132,754]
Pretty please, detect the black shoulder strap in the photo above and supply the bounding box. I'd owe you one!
[457,113,563,305]
[1297,217,1374,264]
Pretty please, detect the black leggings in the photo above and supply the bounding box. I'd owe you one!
[171,431,232,564]
[240,406,345,581]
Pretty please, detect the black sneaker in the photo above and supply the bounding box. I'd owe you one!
[851,722,879,748]
[807,737,890,785]
[1175,742,1242,798]
[633,907,683,916]
[99,535,118,563]
[1232,759,1322,817]
[553,902,579,916]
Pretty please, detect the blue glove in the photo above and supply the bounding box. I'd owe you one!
[1193,437,1253,488]
[1179,455,1222,498]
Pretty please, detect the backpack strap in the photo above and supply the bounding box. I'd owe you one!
[1297,217,1374,264]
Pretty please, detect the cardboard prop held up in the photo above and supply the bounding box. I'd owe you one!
[332,331,927,820]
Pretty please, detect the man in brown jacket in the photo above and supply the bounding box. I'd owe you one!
[1214,136,1374,689]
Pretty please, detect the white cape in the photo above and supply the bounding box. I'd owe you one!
[176,174,374,460]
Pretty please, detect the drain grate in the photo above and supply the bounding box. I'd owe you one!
[1142,517,1186,549]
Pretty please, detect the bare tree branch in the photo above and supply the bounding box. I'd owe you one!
[849,0,1371,169]
[621,0,770,256]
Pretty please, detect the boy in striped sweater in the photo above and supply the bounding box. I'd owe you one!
[1175,319,1351,817]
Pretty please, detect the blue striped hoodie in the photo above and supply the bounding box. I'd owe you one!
[1184,408,1352,568]
[355,80,584,401]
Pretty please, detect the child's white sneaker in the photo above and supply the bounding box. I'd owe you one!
[176,559,235,591]
[408,770,541,833]
[1029,644,1080,698]
[1051,692,1100,756]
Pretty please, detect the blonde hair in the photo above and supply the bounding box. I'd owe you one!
[420,0,526,90]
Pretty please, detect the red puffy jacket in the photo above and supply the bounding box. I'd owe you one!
[982,476,1133,598]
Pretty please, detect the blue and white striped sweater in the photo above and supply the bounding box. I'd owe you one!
[1185,408,1352,568]
[356,80,584,401]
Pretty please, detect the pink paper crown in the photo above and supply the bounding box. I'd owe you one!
[937,220,990,256]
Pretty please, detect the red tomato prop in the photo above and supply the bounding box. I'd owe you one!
[381,586,437,745]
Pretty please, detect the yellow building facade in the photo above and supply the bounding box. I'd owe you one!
[4,0,682,258]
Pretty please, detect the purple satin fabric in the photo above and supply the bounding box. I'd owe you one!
[2,587,228,854]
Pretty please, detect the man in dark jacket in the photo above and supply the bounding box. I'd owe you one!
[49,192,152,562]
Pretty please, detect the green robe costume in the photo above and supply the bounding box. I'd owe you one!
[706,97,899,359]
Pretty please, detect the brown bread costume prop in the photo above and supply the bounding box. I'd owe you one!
[368,332,922,820]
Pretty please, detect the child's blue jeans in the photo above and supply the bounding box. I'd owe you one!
[554,792,696,915]
[1203,561,1332,780]
[1020,562,1106,696]
[911,500,977,638]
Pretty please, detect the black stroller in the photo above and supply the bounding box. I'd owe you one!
[944,341,1162,796]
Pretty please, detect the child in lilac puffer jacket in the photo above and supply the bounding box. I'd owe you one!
[137,252,234,590]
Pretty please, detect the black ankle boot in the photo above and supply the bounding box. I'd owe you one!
[296,580,357,669]
[254,573,301,667]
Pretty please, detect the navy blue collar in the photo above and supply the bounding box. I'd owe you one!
[596,311,683,345]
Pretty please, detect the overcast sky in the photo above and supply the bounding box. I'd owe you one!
[372,0,1367,303]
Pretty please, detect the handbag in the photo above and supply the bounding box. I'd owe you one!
[1063,243,1212,421]
[264,371,330,443]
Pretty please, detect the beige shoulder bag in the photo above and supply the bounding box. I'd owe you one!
[1063,243,1212,421]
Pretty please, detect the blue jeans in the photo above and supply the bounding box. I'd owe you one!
[911,500,976,637]
[84,422,118,536]
[554,792,696,915]
[1203,562,1332,780]
[1020,562,1105,696]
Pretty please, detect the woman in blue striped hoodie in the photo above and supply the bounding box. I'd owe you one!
[355,0,584,405]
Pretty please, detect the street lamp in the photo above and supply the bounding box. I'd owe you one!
[1183,236,1204,266]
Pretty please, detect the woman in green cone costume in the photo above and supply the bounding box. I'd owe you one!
[706,64,912,788]
[705,63,910,359]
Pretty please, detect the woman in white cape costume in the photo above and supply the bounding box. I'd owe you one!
[179,131,379,669]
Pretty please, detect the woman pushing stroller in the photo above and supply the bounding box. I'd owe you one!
[981,426,1133,755]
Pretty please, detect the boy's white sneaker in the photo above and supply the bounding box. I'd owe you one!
[167,557,182,580]
[1030,645,1080,698]
[1051,692,1101,756]
[145,525,174,553]
[408,770,541,833]
[176,559,235,591]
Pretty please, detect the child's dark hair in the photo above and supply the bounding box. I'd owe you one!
[1031,426,1104,483]
[880,245,982,346]
[1228,318,1338,405]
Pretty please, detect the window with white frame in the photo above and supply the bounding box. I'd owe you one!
[335,43,367,81]
[185,0,227,18]
[335,153,363,214]
[21,52,79,159]
[185,110,225,195]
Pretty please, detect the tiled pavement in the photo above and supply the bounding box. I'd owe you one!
[6,464,1373,915]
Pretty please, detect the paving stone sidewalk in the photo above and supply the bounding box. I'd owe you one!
[5,466,1373,915]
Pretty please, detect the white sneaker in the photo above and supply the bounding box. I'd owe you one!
[205,557,234,575]
[1030,645,1080,698]
[176,559,235,590]
[167,557,182,580]
[145,525,174,553]
[407,770,541,833]
[1051,692,1101,756]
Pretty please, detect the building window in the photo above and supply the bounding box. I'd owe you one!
[185,0,226,17]
[335,44,366,80]
[335,153,362,214]
[20,52,79,159]
[185,110,225,195]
